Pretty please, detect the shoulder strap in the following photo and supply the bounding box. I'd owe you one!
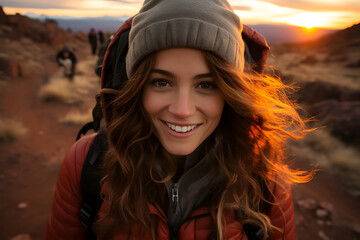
[76,94,103,140]
[101,17,133,89]
[79,131,108,239]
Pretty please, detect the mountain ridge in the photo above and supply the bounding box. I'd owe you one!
[24,12,340,45]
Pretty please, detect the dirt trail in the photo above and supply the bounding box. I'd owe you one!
[0,53,99,240]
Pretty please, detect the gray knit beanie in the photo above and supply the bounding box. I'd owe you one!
[126,0,244,77]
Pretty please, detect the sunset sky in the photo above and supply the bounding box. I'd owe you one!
[1,0,359,29]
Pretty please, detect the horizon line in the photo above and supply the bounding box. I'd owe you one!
[2,6,358,30]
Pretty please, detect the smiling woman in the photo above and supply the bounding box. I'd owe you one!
[143,48,224,156]
[46,0,315,239]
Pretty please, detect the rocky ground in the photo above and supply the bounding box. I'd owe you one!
[1,9,360,240]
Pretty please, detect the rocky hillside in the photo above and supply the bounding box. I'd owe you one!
[0,6,88,80]
[0,6,87,46]
[269,22,360,146]
[306,22,360,48]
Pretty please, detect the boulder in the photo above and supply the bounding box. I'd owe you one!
[45,31,65,46]
[75,32,88,42]
[44,21,58,31]
[316,209,329,219]
[307,100,360,145]
[297,198,317,210]
[0,6,5,16]
[0,6,7,25]
[298,81,341,105]
[0,56,26,78]
[298,80,360,104]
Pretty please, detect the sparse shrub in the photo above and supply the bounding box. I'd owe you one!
[0,118,27,142]
[38,57,99,105]
[59,110,92,125]
[38,76,82,105]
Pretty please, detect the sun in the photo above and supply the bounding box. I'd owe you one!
[303,23,315,29]
[288,12,328,29]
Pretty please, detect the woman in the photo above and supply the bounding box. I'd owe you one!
[46,0,314,239]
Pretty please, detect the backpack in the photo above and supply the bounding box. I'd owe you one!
[77,17,271,240]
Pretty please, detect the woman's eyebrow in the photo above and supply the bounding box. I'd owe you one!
[150,69,212,79]
[194,73,212,79]
[150,69,174,78]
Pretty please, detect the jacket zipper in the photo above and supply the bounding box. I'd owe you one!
[170,183,179,239]
[171,183,179,214]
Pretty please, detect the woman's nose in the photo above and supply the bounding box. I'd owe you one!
[168,90,196,119]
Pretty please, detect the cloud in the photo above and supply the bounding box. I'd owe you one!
[232,5,252,11]
[0,0,73,9]
[105,0,142,3]
[261,0,360,12]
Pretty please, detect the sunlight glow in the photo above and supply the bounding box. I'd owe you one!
[2,0,359,29]
[288,13,329,28]
[233,0,298,25]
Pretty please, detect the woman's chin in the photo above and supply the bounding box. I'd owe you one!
[163,145,197,157]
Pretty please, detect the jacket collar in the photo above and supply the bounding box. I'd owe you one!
[156,141,226,227]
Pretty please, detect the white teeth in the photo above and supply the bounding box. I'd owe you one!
[166,122,197,133]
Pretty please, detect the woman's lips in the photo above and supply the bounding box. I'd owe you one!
[161,120,200,136]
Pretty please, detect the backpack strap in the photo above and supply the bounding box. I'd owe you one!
[79,131,108,239]
[76,94,103,140]
[101,17,133,89]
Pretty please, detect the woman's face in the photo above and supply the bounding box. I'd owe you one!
[143,48,224,156]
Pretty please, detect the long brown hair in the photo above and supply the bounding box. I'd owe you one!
[95,51,314,239]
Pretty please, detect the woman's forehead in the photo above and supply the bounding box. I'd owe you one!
[153,48,210,76]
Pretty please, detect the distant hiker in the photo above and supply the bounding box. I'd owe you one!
[88,28,97,55]
[98,30,104,45]
[55,46,77,81]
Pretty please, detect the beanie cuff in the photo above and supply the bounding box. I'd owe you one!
[126,18,244,77]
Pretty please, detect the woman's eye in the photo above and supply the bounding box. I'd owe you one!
[151,79,171,88]
[197,81,216,90]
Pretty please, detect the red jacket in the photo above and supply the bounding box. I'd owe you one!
[46,134,296,239]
